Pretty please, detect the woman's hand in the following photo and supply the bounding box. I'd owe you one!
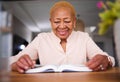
[11,54,35,73]
[86,54,112,71]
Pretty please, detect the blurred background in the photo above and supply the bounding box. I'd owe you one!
[0,0,118,66]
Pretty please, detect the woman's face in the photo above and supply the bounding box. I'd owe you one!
[50,7,76,40]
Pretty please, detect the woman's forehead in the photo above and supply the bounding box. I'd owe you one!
[51,7,73,17]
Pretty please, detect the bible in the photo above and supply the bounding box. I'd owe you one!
[25,64,92,73]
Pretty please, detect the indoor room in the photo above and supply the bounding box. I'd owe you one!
[0,0,120,82]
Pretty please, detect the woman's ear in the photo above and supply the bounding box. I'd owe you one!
[49,18,51,22]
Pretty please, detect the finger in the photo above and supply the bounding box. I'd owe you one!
[87,58,102,69]
[19,58,29,69]
[16,66,24,73]
[96,57,108,71]
[16,61,26,73]
[32,60,36,68]
[93,65,101,71]
[104,63,109,70]
[94,59,108,71]
[23,55,34,68]
[88,61,101,70]
[87,55,101,66]
[32,60,36,64]
[16,60,28,70]
[101,59,109,70]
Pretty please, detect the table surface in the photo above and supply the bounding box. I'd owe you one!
[10,67,120,82]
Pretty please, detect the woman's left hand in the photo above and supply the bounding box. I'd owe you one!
[86,54,112,71]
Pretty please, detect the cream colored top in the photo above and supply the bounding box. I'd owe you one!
[10,31,115,66]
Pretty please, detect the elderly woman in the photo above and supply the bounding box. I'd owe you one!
[10,1,115,73]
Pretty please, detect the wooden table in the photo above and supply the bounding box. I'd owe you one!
[10,67,120,82]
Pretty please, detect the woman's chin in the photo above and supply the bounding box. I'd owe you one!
[58,35,68,40]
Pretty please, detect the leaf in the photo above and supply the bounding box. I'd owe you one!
[98,22,109,35]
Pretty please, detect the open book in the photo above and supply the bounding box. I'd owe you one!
[25,64,92,73]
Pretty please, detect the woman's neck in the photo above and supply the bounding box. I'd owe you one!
[60,39,67,52]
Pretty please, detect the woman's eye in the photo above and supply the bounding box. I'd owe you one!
[65,21,71,23]
[54,21,60,23]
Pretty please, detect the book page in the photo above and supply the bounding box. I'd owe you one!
[25,65,57,73]
[58,65,92,72]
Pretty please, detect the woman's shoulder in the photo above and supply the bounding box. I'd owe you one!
[37,32,51,36]
[74,31,89,37]
[34,32,53,40]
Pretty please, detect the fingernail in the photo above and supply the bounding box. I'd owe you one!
[25,66,28,69]
[20,70,24,73]
[33,61,36,64]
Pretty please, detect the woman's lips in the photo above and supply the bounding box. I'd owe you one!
[59,31,67,35]
[57,29,68,36]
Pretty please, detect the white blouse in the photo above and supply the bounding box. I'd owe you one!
[10,31,115,66]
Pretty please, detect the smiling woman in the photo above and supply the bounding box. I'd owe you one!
[9,1,115,73]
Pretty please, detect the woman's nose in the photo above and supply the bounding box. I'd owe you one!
[59,22,65,28]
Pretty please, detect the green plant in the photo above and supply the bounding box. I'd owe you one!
[97,0,120,35]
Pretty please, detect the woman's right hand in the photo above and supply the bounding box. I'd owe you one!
[11,54,35,73]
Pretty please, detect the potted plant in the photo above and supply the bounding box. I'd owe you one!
[97,0,120,35]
